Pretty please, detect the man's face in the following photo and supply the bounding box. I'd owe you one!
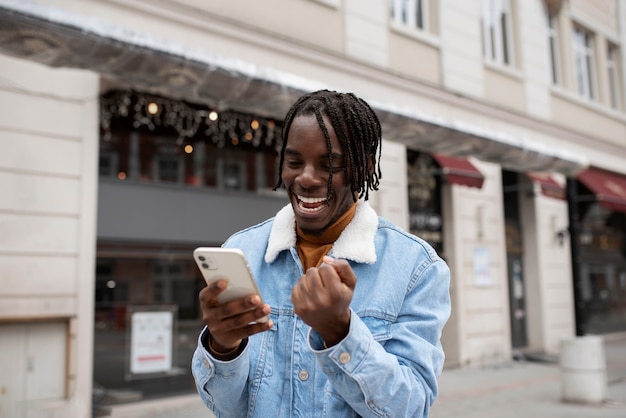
[281,115,354,235]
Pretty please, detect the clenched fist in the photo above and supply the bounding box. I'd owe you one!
[291,256,357,347]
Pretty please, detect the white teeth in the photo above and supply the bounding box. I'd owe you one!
[297,195,326,203]
[298,203,324,213]
[297,195,326,213]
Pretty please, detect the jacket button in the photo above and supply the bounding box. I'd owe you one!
[339,352,351,364]
[298,370,309,381]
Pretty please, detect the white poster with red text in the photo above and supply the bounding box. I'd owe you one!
[130,310,173,374]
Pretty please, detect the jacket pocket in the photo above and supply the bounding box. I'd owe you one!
[250,312,278,380]
[359,314,392,343]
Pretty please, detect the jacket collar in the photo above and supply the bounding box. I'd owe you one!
[265,200,378,264]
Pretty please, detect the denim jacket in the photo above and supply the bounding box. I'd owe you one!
[192,200,451,417]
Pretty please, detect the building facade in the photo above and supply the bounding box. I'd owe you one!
[0,0,625,416]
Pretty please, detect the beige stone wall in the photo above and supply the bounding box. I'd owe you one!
[170,0,344,53]
[389,30,441,85]
[519,175,575,355]
[0,54,99,416]
[570,0,619,38]
[440,159,512,367]
[440,0,485,98]
[344,0,389,67]
[518,0,553,119]
[368,140,409,230]
[551,92,626,148]
[484,65,526,113]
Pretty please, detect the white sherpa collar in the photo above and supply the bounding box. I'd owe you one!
[264,200,378,264]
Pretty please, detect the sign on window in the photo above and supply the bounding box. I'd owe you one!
[128,306,177,377]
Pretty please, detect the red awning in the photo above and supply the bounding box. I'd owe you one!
[527,172,565,199]
[578,167,626,213]
[431,153,484,189]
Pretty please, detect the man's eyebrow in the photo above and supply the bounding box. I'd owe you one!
[284,148,301,156]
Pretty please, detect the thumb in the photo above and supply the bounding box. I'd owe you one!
[322,256,357,290]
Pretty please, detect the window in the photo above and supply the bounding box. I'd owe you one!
[94,244,205,401]
[99,149,118,178]
[99,91,281,194]
[573,26,596,100]
[482,0,514,66]
[391,0,427,31]
[154,145,183,184]
[546,14,560,85]
[219,158,245,191]
[607,43,622,110]
[406,150,443,254]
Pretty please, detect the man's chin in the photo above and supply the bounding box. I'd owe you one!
[293,214,329,236]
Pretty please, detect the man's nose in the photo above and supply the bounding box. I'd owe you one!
[297,164,323,187]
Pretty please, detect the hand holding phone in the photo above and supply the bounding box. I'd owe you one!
[194,247,269,323]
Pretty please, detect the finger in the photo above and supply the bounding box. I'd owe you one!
[222,319,273,343]
[209,305,271,340]
[201,292,262,331]
[212,295,264,326]
[302,269,326,304]
[291,274,318,313]
[248,318,273,335]
[241,304,272,326]
[220,294,261,313]
[199,287,221,324]
[317,263,341,290]
[304,267,324,289]
[321,256,357,290]
[200,280,228,303]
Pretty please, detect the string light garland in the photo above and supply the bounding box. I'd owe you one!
[100,90,281,151]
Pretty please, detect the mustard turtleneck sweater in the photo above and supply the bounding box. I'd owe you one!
[296,202,357,271]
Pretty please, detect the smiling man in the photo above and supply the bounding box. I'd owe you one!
[192,90,451,418]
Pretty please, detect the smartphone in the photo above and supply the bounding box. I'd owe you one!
[193,247,268,322]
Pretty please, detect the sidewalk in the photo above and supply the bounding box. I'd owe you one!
[108,336,626,418]
[430,339,626,418]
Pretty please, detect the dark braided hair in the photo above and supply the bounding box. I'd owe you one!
[273,90,382,201]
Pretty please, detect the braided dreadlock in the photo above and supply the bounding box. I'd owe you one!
[273,90,383,202]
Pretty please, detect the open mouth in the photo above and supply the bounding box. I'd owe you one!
[297,195,328,213]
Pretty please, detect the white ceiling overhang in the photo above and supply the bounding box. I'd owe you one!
[0,0,588,176]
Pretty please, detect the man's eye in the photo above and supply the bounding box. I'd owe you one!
[325,165,345,173]
[285,160,302,168]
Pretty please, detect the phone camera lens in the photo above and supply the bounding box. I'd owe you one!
[198,256,206,261]
[201,263,209,269]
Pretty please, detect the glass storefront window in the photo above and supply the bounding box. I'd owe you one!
[575,201,626,334]
[99,131,277,192]
[94,243,205,403]
[99,90,281,194]
[406,150,443,254]
[94,90,284,405]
